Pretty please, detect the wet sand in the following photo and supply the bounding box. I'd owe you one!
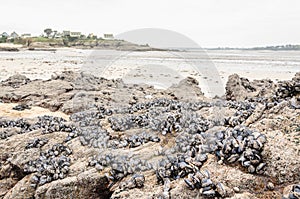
[0,49,299,97]
[0,103,69,120]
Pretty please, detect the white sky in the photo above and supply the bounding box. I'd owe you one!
[0,0,299,48]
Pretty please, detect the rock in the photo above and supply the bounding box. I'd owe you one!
[233,187,240,193]
[3,175,35,199]
[266,182,274,190]
[261,130,300,184]
[225,74,253,101]
[225,74,275,101]
[12,104,31,111]
[34,170,111,199]
[1,74,31,88]
[0,47,19,52]
[290,96,300,109]
[167,77,205,101]
[28,42,51,48]
[51,71,77,82]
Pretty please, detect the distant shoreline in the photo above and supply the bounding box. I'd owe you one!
[203,44,300,51]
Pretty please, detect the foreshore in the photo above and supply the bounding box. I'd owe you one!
[0,47,299,198]
[0,48,299,97]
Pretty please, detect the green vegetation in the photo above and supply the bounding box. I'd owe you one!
[31,37,58,42]
[23,36,102,44]
[12,37,91,46]
[44,28,53,38]
[0,36,7,43]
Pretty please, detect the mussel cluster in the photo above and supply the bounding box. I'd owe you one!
[66,110,105,143]
[0,118,31,134]
[66,97,270,196]
[69,99,214,151]
[107,112,211,138]
[155,153,227,198]
[110,98,211,116]
[24,143,72,187]
[0,116,75,138]
[126,99,200,113]
[119,174,145,189]
[225,101,256,127]
[32,116,74,134]
[78,126,109,148]
[89,153,153,179]
[64,127,80,142]
[25,138,49,149]
[184,170,226,197]
[276,80,300,99]
[70,108,111,124]
[0,129,12,139]
[179,112,211,134]
[214,126,267,174]
[68,110,109,144]
[108,115,149,131]
[156,154,208,183]
[159,114,182,135]
[174,131,217,154]
[107,131,160,149]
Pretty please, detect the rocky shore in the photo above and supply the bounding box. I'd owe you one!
[0,44,22,52]
[0,71,299,199]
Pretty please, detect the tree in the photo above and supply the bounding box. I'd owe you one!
[44,28,53,38]
[52,30,57,39]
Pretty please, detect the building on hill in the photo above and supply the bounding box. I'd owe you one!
[103,33,114,40]
[10,32,19,39]
[21,33,31,38]
[70,32,81,38]
[63,31,81,38]
[63,31,71,37]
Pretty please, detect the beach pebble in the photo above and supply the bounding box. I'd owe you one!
[267,182,275,190]
[145,95,153,99]
[233,187,240,193]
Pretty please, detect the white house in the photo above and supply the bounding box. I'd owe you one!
[63,31,81,38]
[63,31,71,37]
[10,32,19,39]
[70,32,81,38]
[103,34,114,40]
[21,33,31,38]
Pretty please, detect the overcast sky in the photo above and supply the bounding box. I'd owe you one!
[1,0,299,48]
